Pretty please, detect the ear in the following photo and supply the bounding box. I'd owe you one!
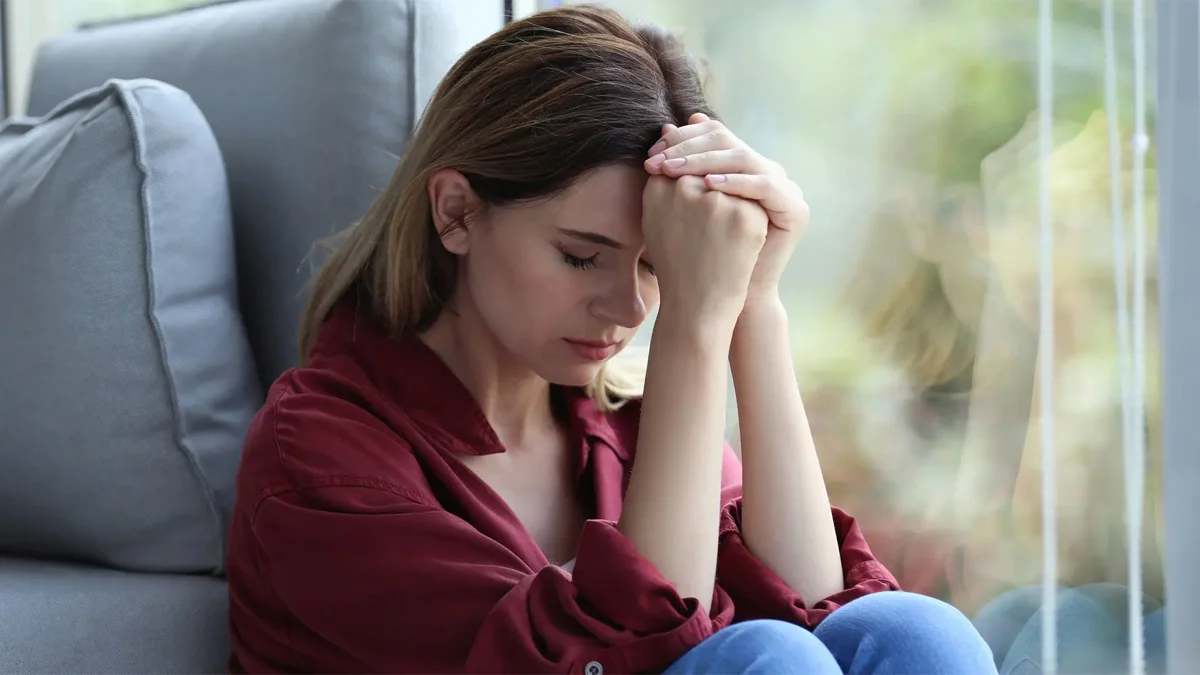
[427,168,480,256]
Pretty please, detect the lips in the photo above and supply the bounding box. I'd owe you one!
[563,338,619,362]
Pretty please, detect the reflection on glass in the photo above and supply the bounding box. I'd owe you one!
[564,0,1165,672]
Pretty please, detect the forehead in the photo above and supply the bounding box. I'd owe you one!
[536,164,647,241]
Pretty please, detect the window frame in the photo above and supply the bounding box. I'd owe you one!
[0,0,1193,665]
[1156,0,1200,671]
[1,0,9,118]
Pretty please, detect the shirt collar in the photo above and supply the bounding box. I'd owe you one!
[310,296,625,461]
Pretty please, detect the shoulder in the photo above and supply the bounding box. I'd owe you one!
[237,357,433,507]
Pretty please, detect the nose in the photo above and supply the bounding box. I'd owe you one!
[591,272,648,329]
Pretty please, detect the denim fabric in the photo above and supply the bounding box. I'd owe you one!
[665,591,996,674]
[973,584,1168,675]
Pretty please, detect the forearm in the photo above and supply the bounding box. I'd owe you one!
[620,309,732,612]
[952,280,1037,528]
[731,298,843,603]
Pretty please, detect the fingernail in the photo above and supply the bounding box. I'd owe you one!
[664,157,686,169]
[647,153,666,167]
[648,140,667,156]
[707,174,727,184]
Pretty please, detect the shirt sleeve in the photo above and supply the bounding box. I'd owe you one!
[713,444,901,628]
[249,485,735,675]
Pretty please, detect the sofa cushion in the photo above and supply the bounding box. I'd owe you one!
[0,79,261,573]
[27,0,504,386]
[0,556,229,674]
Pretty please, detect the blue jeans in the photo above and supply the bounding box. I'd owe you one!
[664,591,997,674]
[973,584,1168,675]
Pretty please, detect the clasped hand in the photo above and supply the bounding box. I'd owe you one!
[640,113,809,324]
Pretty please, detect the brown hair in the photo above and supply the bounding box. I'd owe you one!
[298,4,711,410]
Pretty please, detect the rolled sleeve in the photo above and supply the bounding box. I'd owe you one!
[247,488,734,674]
[572,520,735,635]
[716,500,901,628]
[509,519,737,674]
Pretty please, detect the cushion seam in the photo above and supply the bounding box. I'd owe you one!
[407,0,419,128]
[119,79,228,573]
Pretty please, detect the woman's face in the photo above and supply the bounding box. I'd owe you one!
[433,164,660,387]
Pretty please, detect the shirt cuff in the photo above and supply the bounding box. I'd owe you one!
[572,519,735,634]
[716,501,901,628]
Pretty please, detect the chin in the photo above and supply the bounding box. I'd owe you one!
[534,361,603,388]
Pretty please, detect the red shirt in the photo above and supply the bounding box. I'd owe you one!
[226,299,899,674]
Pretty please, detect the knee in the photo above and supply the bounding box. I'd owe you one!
[976,584,1130,637]
[818,592,996,672]
[973,586,1046,646]
[975,585,1045,623]
[838,591,980,638]
[1073,582,1162,622]
[706,620,840,674]
[1047,586,1125,638]
[716,618,808,645]
[1075,582,1132,610]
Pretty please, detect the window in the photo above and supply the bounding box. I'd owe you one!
[1,0,9,116]
[3,0,1193,668]
[4,0,210,115]
[534,0,1189,671]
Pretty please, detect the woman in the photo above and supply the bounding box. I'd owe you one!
[962,109,1168,675]
[225,7,993,674]
[843,16,1168,667]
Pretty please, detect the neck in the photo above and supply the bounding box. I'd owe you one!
[419,292,556,450]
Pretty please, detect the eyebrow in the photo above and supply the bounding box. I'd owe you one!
[557,228,625,250]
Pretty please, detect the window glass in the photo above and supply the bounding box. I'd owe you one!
[5,0,212,115]
[559,0,1165,666]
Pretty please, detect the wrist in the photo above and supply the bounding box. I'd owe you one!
[654,304,738,355]
[741,283,784,310]
[731,296,790,365]
[658,288,744,332]
[737,294,787,330]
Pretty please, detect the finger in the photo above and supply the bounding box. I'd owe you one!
[705,174,809,230]
[660,127,744,161]
[980,118,1078,187]
[647,123,678,159]
[654,146,771,177]
[688,112,710,125]
[646,130,740,173]
[648,119,723,156]
[647,123,678,160]
[1013,120,1083,167]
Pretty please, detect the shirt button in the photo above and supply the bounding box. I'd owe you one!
[584,661,603,675]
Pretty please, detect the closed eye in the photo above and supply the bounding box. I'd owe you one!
[563,251,598,270]
[559,242,654,276]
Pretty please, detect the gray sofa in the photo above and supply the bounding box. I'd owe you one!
[0,1,500,672]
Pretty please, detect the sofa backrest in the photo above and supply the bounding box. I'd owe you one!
[27,0,504,387]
